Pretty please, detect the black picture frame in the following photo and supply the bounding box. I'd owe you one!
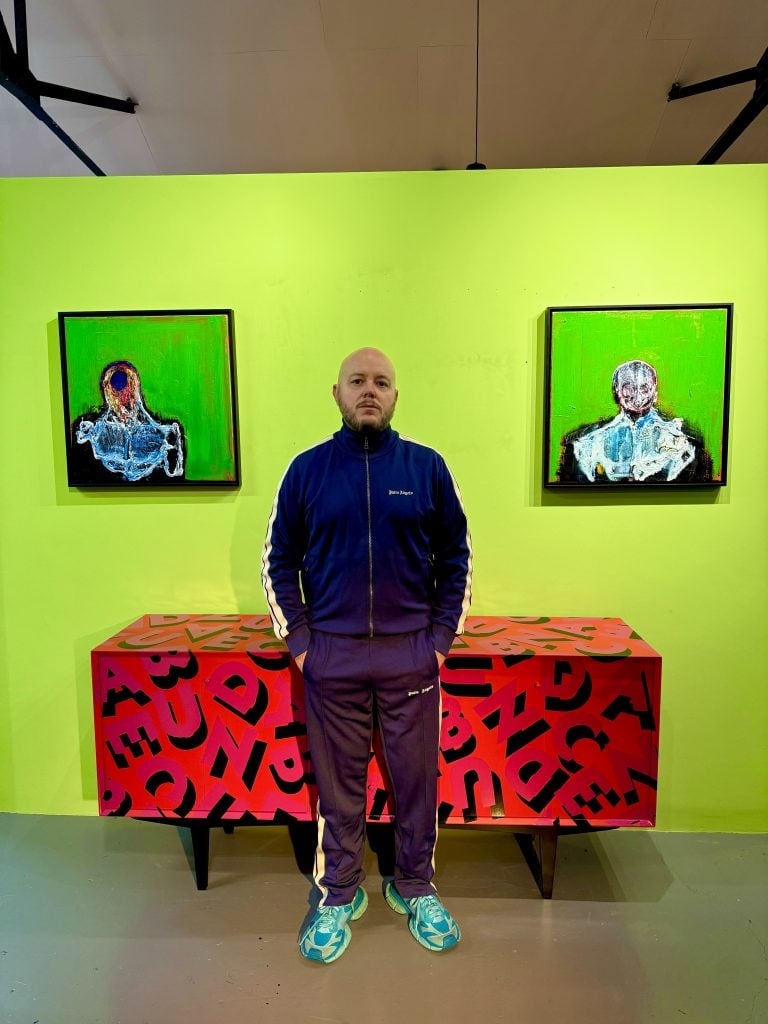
[59,308,240,487]
[543,303,733,489]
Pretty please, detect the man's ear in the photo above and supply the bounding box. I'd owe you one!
[332,383,339,402]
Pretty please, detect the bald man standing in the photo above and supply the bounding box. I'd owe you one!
[262,348,472,963]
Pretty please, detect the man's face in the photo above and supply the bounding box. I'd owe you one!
[614,362,657,417]
[333,348,398,431]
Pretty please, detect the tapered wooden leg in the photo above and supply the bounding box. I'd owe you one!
[514,827,559,898]
[190,824,210,890]
[535,827,558,899]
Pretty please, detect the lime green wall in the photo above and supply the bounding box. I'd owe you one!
[1,167,766,830]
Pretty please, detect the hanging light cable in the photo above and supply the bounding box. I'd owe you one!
[466,0,486,169]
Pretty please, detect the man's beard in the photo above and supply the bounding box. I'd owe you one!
[338,399,396,432]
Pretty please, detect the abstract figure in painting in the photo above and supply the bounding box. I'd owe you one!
[75,361,185,482]
[558,360,712,483]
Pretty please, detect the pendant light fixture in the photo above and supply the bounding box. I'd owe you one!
[466,0,486,169]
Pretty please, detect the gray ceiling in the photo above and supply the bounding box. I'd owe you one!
[1,0,767,177]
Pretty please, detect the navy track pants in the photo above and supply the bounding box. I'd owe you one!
[302,628,441,906]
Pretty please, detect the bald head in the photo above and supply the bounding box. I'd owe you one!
[336,347,396,388]
[333,347,398,432]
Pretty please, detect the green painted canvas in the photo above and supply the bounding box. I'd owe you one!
[59,310,239,486]
[545,305,732,487]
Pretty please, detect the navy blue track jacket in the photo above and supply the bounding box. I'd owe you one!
[262,422,472,660]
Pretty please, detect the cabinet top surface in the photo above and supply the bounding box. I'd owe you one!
[93,614,660,659]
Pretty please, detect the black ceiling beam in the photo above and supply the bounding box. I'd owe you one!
[1,74,108,176]
[668,66,757,100]
[668,45,768,164]
[13,0,29,73]
[0,4,32,91]
[698,88,767,165]
[0,0,136,176]
[36,79,136,113]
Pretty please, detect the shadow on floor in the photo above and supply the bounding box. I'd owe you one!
[170,820,674,903]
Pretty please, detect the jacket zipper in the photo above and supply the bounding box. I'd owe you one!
[364,436,373,636]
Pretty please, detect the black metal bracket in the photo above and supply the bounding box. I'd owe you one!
[0,0,136,175]
[668,45,768,164]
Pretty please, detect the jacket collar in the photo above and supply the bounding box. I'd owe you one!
[335,420,398,456]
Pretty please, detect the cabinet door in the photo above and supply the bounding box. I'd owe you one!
[433,654,660,826]
[94,648,210,818]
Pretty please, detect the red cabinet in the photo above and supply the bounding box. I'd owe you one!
[92,615,660,893]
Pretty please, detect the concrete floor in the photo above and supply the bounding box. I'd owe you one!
[0,814,766,1024]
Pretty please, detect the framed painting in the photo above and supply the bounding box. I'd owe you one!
[544,304,732,488]
[59,309,240,487]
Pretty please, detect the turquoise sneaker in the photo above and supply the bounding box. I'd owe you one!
[299,886,368,963]
[385,882,461,951]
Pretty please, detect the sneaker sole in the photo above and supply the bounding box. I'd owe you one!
[384,881,408,915]
[351,886,369,920]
